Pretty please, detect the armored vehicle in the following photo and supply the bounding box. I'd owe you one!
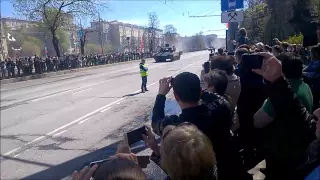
[154,44,183,62]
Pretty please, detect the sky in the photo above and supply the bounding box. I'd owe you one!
[1,0,227,38]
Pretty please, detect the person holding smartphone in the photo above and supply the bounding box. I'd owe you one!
[72,134,147,180]
[152,73,252,180]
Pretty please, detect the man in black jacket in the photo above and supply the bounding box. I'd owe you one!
[152,72,252,180]
[253,52,317,180]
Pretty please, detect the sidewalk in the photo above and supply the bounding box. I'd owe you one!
[0,58,153,85]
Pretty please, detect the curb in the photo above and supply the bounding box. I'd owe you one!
[0,58,153,85]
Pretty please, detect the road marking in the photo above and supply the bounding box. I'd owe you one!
[26,136,46,145]
[53,130,68,137]
[27,64,167,103]
[13,154,20,158]
[3,147,21,156]
[29,80,114,102]
[26,54,201,103]
[72,88,92,95]
[78,117,91,124]
[100,107,112,113]
[2,58,204,156]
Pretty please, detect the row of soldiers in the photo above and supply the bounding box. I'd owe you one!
[0,52,153,79]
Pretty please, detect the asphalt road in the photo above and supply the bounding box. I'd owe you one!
[0,51,209,180]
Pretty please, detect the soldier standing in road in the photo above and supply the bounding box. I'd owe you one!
[139,59,148,93]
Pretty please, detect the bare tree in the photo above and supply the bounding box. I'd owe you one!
[142,27,148,53]
[78,27,95,55]
[12,0,108,57]
[191,32,205,50]
[147,12,160,53]
[77,18,110,55]
[163,24,177,45]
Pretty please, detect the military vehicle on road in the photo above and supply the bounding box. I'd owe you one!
[154,44,183,62]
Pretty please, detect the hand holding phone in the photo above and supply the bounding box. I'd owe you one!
[241,54,264,70]
[73,164,98,180]
[127,126,147,146]
[158,77,172,95]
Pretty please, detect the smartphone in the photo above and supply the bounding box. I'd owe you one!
[89,156,150,169]
[241,54,264,70]
[171,77,175,85]
[89,158,111,168]
[127,126,147,146]
[137,155,150,168]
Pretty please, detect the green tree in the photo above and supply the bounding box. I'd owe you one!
[25,36,44,48]
[285,33,304,44]
[242,3,268,44]
[21,41,41,56]
[264,0,314,44]
[12,0,108,57]
[56,29,70,54]
[85,43,99,54]
[103,40,114,53]
[311,0,320,18]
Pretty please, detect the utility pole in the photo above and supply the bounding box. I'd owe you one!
[227,22,238,53]
[98,13,104,54]
[220,0,244,53]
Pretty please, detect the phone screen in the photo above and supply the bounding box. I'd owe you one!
[127,126,147,146]
[89,158,111,168]
[241,54,263,70]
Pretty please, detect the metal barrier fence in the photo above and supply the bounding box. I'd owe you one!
[0,53,153,80]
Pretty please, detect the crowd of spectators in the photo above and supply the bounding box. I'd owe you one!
[0,52,154,80]
[50,27,318,180]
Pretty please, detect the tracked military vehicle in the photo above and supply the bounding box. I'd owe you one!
[154,44,183,62]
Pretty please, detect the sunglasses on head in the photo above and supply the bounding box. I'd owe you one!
[162,122,197,140]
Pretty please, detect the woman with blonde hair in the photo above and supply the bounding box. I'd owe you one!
[143,124,218,180]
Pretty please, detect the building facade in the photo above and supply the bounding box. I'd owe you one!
[90,20,163,53]
[2,17,36,29]
[2,17,78,56]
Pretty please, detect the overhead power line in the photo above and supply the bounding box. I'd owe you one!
[157,0,186,16]
[207,29,226,32]
[189,8,213,16]
[189,15,221,18]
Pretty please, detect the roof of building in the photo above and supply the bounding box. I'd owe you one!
[2,17,36,23]
[90,20,163,31]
